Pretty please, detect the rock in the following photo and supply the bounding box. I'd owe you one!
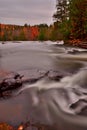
[17,69,49,83]
[0,69,49,97]
[48,70,70,81]
[0,73,23,97]
[2,42,6,44]
[70,99,87,115]
[0,70,19,84]
[18,69,69,82]
[0,69,69,98]
[67,49,79,54]
[78,42,87,49]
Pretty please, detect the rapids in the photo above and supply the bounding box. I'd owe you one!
[0,41,87,130]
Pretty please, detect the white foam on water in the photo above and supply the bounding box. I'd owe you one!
[17,70,87,114]
[22,70,87,91]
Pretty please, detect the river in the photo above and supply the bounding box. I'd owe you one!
[0,41,87,130]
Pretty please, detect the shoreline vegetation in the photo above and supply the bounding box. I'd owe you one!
[0,22,87,49]
[0,23,63,42]
[1,0,87,49]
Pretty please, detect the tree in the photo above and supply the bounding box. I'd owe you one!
[53,0,71,41]
[19,29,26,40]
[69,0,87,40]
[53,0,87,41]
[24,23,28,27]
[0,23,1,40]
[53,0,69,23]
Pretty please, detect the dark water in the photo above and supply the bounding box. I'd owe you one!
[0,41,87,130]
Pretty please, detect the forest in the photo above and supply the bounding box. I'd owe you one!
[53,0,87,46]
[0,0,87,46]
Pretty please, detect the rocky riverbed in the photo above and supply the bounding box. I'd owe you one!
[0,41,87,130]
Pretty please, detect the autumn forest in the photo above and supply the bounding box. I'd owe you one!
[0,0,87,46]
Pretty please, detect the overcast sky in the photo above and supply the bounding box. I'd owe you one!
[0,0,56,25]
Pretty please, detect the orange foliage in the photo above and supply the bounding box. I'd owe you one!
[1,32,4,37]
[1,24,6,29]
[68,39,81,46]
[0,123,15,130]
[0,23,40,41]
[30,26,39,40]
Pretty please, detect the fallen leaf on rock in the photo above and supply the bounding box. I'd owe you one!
[0,123,15,130]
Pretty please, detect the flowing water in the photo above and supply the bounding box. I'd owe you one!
[0,41,87,130]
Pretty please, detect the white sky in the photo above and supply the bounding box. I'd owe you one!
[0,0,56,25]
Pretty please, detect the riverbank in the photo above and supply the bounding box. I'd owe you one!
[65,39,87,49]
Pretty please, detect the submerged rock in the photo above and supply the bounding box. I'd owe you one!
[2,42,6,44]
[67,49,79,54]
[48,70,70,81]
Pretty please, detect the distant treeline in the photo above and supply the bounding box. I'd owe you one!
[0,23,63,41]
[0,0,87,44]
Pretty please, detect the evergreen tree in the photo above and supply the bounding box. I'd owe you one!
[53,0,70,40]
[53,0,69,23]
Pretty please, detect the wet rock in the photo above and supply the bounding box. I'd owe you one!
[0,73,23,97]
[0,69,69,98]
[18,69,69,83]
[2,42,6,44]
[17,69,49,83]
[67,49,79,54]
[0,70,20,84]
[70,99,87,115]
[48,70,70,81]
[0,69,49,97]
[0,70,12,81]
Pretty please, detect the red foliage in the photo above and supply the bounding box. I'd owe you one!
[29,26,39,40]
[0,123,15,130]
[0,23,40,41]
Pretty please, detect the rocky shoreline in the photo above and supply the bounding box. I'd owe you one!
[66,40,87,49]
